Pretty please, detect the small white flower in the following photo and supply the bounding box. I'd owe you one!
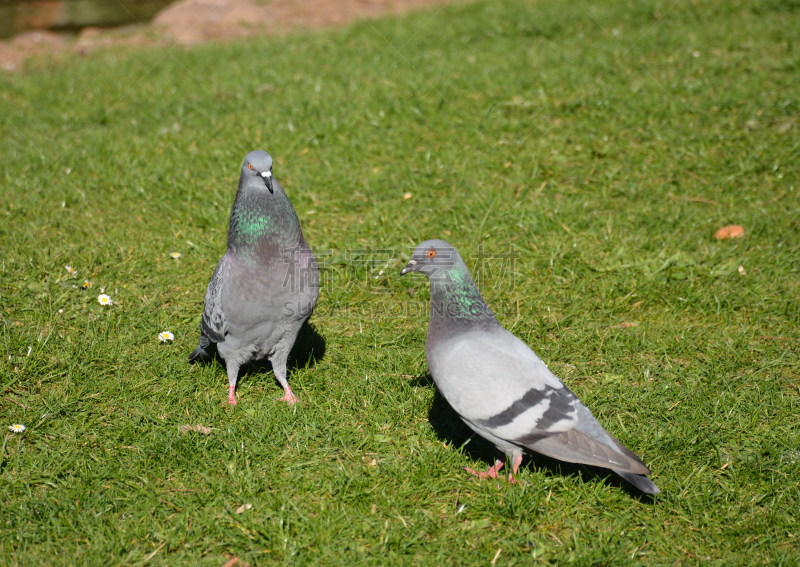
[170,252,182,259]
[65,265,78,278]
[97,294,113,306]
[158,331,175,342]
[9,424,26,433]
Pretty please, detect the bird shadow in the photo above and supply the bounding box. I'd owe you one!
[419,374,656,502]
[290,320,327,370]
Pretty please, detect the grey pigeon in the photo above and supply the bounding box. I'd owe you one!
[189,150,318,406]
[401,239,659,494]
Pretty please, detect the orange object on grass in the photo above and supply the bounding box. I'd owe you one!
[714,225,744,240]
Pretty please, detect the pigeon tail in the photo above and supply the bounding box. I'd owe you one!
[613,470,660,495]
[188,333,216,363]
[188,345,210,362]
[519,428,652,475]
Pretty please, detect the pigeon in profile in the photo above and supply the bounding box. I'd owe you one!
[400,239,659,494]
[189,150,318,406]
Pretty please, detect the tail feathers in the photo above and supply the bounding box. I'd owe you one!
[614,470,661,495]
[520,428,651,475]
[188,346,210,362]
[188,333,216,363]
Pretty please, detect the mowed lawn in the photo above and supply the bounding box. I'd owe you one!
[1,0,799,564]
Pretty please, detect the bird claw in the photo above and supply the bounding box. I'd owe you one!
[228,386,237,406]
[464,467,496,480]
[277,389,298,405]
[464,460,504,480]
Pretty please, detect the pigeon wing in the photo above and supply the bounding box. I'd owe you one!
[430,329,649,474]
[517,422,650,474]
[201,258,229,343]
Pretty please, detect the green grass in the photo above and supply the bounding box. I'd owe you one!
[1,0,799,564]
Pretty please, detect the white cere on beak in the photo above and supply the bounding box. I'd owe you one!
[261,171,272,178]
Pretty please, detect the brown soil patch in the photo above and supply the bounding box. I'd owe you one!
[0,0,454,72]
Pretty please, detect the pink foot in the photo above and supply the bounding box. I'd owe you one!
[465,459,504,480]
[228,385,237,406]
[507,453,523,484]
[277,387,298,405]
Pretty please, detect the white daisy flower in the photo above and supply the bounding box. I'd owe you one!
[9,424,26,433]
[170,252,182,259]
[97,294,113,306]
[158,331,175,342]
[65,265,78,278]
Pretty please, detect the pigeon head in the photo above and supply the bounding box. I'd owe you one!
[400,239,463,278]
[401,239,495,325]
[241,150,274,193]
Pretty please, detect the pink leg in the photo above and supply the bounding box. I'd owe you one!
[226,364,240,406]
[507,453,523,484]
[277,385,298,405]
[465,458,505,480]
[271,352,297,405]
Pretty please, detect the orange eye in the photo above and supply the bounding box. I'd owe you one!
[427,249,436,258]
[248,164,253,170]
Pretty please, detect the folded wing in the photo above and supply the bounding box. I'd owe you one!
[431,328,650,475]
[201,258,229,343]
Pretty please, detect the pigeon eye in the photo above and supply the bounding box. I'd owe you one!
[248,164,253,170]
[427,249,436,258]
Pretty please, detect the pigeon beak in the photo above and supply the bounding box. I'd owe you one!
[261,170,274,193]
[400,259,418,276]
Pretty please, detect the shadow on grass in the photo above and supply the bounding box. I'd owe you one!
[289,320,327,371]
[419,374,657,502]
[189,321,326,391]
